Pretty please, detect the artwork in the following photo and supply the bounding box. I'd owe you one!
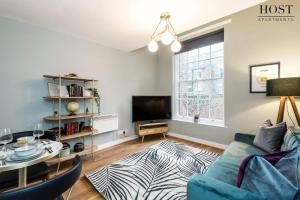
[84,89,92,97]
[250,62,280,93]
[48,83,69,97]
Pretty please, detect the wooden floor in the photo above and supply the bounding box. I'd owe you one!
[59,135,224,200]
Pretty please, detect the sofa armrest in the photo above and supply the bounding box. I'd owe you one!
[234,133,256,145]
[187,175,265,200]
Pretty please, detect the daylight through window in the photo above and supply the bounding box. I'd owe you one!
[173,30,224,126]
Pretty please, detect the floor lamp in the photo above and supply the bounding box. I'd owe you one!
[267,77,300,126]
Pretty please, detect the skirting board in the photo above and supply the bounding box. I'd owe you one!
[167,132,228,150]
[95,135,139,151]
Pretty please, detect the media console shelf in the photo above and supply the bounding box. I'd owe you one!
[135,122,168,142]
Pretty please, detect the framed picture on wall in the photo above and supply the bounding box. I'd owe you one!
[249,62,280,93]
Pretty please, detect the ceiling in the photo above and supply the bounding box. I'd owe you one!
[0,0,266,52]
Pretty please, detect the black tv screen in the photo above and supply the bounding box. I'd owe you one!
[132,96,171,122]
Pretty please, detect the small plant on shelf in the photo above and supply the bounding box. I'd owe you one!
[87,88,101,114]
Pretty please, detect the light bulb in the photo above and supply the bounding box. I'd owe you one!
[161,31,174,45]
[171,40,181,52]
[148,40,158,52]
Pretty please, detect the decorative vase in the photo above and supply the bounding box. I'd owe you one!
[74,142,84,152]
[194,114,199,123]
[60,142,70,157]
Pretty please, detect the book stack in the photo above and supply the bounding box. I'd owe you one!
[64,121,85,135]
[66,84,84,97]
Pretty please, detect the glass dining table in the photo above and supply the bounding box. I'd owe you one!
[0,140,63,187]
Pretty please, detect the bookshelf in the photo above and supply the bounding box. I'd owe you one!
[43,96,95,100]
[59,131,95,141]
[43,75,98,82]
[47,145,97,165]
[43,75,98,165]
[44,113,94,121]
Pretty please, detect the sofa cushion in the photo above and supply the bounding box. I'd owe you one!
[187,175,266,200]
[253,122,286,153]
[281,129,300,151]
[237,149,298,200]
[205,141,267,186]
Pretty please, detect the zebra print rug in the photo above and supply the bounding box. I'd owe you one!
[86,140,219,200]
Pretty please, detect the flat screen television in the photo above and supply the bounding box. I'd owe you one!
[132,96,171,122]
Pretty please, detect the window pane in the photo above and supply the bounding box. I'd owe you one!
[178,99,187,117]
[198,46,210,61]
[210,95,224,120]
[187,97,198,117]
[211,57,224,79]
[211,42,223,58]
[180,52,188,64]
[198,60,211,80]
[188,49,198,63]
[179,82,192,94]
[198,95,209,118]
[174,41,224,125]
[194,80,211,95]
[211,79,223,95]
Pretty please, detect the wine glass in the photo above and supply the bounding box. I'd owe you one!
[33,123,44,144]
[0,128,13,152]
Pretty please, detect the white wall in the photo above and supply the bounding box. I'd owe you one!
[1,0,300,147]
[0,17,157,145]
[157,0,300,145]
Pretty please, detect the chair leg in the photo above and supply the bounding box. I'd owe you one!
[66,186,74,200]
[141,136,144,143]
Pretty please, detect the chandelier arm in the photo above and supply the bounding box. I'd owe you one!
[167,18,178,38]
[151,19,163,40]
[156,25,168,37]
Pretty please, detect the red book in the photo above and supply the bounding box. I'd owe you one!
[71,123,74,135]
[76,122,79,133]
[67,123,69,135]
[76,86,80,97]
[67,123,70,135]
[66,123,68,135]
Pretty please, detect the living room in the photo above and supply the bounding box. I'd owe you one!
[0,0,299,199]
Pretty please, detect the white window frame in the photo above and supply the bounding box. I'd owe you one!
[172,42,225,127]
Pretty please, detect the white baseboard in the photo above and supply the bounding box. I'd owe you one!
[96,135,139,151]
[167,132,228,150]
[94,132,227,152]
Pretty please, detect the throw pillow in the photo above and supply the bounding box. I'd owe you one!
[236,149,299,200]
[253,121,287,153]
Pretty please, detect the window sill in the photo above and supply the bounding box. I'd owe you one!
[172,118,226,128]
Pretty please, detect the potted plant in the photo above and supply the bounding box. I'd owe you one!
[87,88,101,114]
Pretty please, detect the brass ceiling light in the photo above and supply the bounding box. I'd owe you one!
[148,12,181,53]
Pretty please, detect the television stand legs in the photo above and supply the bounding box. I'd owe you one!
[135,122,169,143]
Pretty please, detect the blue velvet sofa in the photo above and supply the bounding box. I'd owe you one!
[187,129,300,200]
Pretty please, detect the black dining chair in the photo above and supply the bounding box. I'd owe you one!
[0,155,82,200]
[0,131,56,190]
